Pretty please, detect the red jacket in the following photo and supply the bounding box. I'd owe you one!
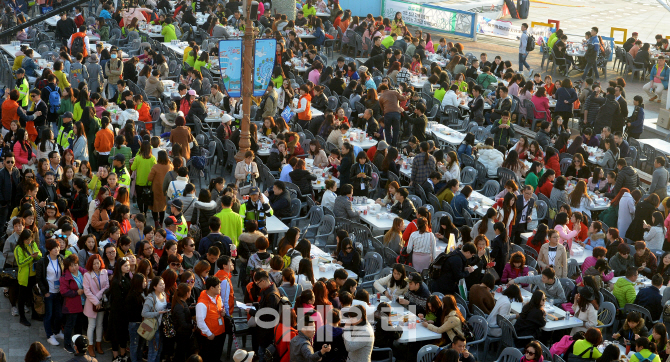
[536,180,553,198]
[402,218,432,242]
[60,267,87,314]
[274,325,298,362]
[545,155,560,176]
[136,101,152,130]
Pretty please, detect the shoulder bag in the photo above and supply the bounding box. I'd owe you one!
[137,294,159,340]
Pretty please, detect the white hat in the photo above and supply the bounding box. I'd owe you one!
[233,350,254,362]
[221,114,233,123]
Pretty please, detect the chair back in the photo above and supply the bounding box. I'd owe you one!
[521,245,539,260]
[417,344,439,362]
[598,301,616,333]
[468,315,488,346]
[407,195,423,208]
[560,158,572,175]
[559,278,576,301]
[462,209,474,227]
[479,180,500,198]
[600,288,620,309]
[497,315,519,349]
[362,252,383,282]
[536,200,548,221]
[461,166,477,187]
[460,153,475,168]
[442,201,455,218]
[432,212,449,231]
[497,168,519,191]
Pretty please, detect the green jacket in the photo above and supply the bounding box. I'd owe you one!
[599,205,619,229]
[524,170,544,191]
[15,242,41,286]
[215,208,243,247]
[490,118,515,147]
[162,24,177,42]
[476,73,497,90]
[108,146,133,168]
[612,277,636,308]
[193,59,210,72]
[130,154,157,186]
[73,101,94,122]
[98,25,110,42]
[631,350,661,362]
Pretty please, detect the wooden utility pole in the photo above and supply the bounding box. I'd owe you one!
[235,0,255,161]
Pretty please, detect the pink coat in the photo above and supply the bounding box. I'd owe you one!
[83,270,110,318]
[501,263,529,286]
[12,141,32,169]
[531,94,551,121]
[556,224,578,252]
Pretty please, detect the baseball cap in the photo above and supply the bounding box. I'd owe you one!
[187,89,197,96]
[15,68,25,74]
[113,153,125,162]
[72,334,89,351]
[63,112,74,119]
[249,186,260,195]
[164,215,178,226]
[171,199,183,210]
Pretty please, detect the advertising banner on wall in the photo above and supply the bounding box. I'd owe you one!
[477,18,552,41]
[218,39,243,98]
[381,0,477,39]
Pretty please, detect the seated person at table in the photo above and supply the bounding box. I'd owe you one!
[507,267,567,304]
[610,243,635,277]
[374,263,409,298]
[438,179,460,204]
[633,241,658,278]
[390,188,416,221]
[468,273,496,315]
[451,185,475,227]
[501,251,530,287]
[634,274,663,321]
[477,137,505,178]
[335,237,361,276]
[490,111,515,148]
[421,294,465,345]
[572,328,604,360]
[397,272,431,314]
[613,267,639,308]
[565,154,591,181]
[613,310,649,343]
[513,290,547,340]
[595,171,616,197]
[333,184,360,222]
[630,335,661,362]
[486,85,512,125]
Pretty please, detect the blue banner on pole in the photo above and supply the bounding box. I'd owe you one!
[218,39,243,98]
[281,106,294,124]
[253,39,278,97]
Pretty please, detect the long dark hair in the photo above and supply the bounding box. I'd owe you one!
[520,290,545,318]
[297,258,315,285]
[532,224,548,246]
[537,169,556,189]
[478,208,496,235]
[389,263,408,289]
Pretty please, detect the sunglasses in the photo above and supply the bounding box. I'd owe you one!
[526,351,536,356]
[5,160,14,164]
[170,262,181,267]
[187,244,195,247]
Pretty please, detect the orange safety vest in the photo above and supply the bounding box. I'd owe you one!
[214,270,235,312]
[70,32,89,58]
[297,94,312,121]
[1,99,19,130]
[136,102,152,130]
[197,290,225,337]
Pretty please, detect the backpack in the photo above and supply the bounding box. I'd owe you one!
[278,284,302,307]
[46,84,60,113]
[264,322,292,362]
[170,181,185,200]
[633,353,657,362]
[208,235,231,256]
[428,251,457,280]
[71,36,85,58]
[396,246,412,266]
[526,34,536,52]
[283,249,301,270]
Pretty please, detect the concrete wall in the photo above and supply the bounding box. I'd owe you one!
[339,0,381,18]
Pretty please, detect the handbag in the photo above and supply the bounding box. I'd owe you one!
[486,267,500,281]
[137,295,159,340]
[139,186,154,206]
[162,309,176,338]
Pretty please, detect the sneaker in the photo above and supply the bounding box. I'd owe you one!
[47,336,59,346]
[24,306,30,313]
[11,307,18,316]
[56,332,64,340]
[527,68,534,78]
[64,346,74,354]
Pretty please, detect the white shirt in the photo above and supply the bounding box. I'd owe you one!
[167,176,189,199]
[322,190,337,210]
[293,97,309,114]
[441,90,459,108]
[46,255,61,294]
[519,196,531,223]
[196,293,220,337]
[406,231,437,259]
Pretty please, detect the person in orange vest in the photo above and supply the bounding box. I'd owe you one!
[134,94,153,131]
[68,25,90,58]
[1,89,39,137]
[195,276,226,362]
[291,84,312,130]
[214,255,235,316]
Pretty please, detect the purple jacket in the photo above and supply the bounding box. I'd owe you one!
[59,267,87,314]
[501,263,529,286]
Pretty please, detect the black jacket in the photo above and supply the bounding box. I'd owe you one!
[627,200,656,241]
[391,199,416,220]
[312,93,328,111]
[187,100,208,124]
[408,113,427,142]
[250,284,282,348]
[172,300,193,336]
[591,93,621,134]
[336,250,361,275]
[490,234,510,277]
[123,61,138,84]
[289,169,316,196]
[349,162,372,196]
[465,66,479,80]
[613,166,639,197]
[536,130,552,151]
[109,274,132,317]
[55,18,76,41]
[565,165,591,180]
[431,251,470,294]
[369,45,383,58]
[37,184,58,204]
[266,148,285,172]
[514,307,547,341]
[35,254,65,296]
[329,77,346,96]
[613,96,628,132]
[70,190,88,218]
[268,189,292,218]
[125,290,145,323]
[364,53,389,72]
[0,166,20,206]
[29,100,48,128]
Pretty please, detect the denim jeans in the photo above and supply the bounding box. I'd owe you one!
[582,58,599,80]
[147,329,162,362]
[128,322,143,362]
[63,313,79,350]
[43,293,63,338]
[384,112,402,147]
[518,53,531,71]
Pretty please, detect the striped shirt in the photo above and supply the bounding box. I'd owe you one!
[407,231,437,260]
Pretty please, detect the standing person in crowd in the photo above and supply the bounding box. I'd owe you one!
[60,254,86,353]
[83,254,109,357]
[15,229,40,326]
[109,258,131,362]
[35,238,64,346]
[142,276,169,362]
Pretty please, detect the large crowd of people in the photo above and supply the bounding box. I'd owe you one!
[0,0,670,362]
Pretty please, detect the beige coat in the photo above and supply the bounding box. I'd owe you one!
[235,161,259,187]
[537,242,568,279]
[105,58,124,85]
[425,310,464,341]
[147,163,173,212]
[144,76,165,99]
[327,129,344,148]
[309,149,329,168]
